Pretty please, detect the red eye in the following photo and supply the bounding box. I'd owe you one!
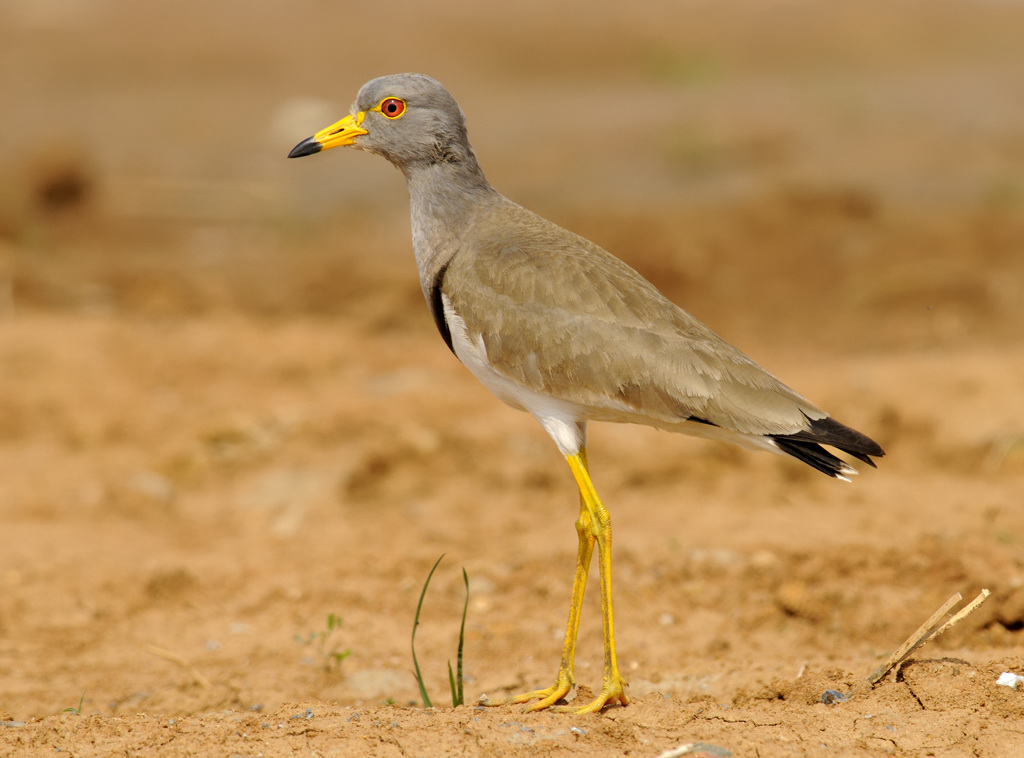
[380,98,406,119]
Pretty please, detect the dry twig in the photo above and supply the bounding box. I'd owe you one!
[850,589,990,697]
[653,744,730,758]
[145,644,212,689]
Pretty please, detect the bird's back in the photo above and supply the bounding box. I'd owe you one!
[441,200,828,438]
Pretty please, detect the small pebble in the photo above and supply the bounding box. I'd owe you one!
[996,672,1024,690]
[820,689,848,705]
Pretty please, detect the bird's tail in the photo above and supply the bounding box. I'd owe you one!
[770,415,884,480]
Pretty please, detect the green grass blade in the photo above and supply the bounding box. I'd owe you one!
[447,567,470,707]
[448,660,457,707]
[411,554,445,708]
[63,690,86,715]
[456,567,469,706]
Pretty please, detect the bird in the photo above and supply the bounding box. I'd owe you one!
[288,73,884,714]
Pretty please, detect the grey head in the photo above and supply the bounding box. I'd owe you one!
[288,73,484,179]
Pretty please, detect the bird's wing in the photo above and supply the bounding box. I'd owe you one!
[441,203,826,436]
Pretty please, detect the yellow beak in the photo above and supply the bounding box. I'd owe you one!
[288,112,368,158]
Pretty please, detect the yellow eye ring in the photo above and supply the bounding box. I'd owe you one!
[376,97,406,120]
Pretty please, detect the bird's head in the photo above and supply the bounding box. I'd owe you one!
[288,73,475,174]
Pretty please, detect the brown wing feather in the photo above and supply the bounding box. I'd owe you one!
[442,202,828,437]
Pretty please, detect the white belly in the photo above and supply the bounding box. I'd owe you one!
[442,294,586,456]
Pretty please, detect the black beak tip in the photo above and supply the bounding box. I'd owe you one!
[288,137,322,159]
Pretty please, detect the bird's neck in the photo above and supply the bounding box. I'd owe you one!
[405,160,500,289]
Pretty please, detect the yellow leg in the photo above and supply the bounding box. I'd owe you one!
[508,449,595,710]
[504,448,629,714]
[559,451,629,713]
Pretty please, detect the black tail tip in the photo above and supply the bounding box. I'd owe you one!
[771,415,884,478]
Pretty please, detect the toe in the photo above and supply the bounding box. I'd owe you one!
[554,677,629,714]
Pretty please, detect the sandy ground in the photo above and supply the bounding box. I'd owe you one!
[2,1,1024,756]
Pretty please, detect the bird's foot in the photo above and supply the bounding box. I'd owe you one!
[480,671,629,714]
[551,674,629,714]
[478,670,575,712]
